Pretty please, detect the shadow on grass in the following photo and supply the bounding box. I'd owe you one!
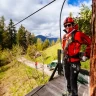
[0,60,11,73]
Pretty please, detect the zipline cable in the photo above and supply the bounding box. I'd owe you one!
[13,0,56,26]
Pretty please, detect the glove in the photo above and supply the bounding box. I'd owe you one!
[79,52,88,62]
[81,56,88,62]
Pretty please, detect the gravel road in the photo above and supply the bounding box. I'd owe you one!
[17,57,58,76]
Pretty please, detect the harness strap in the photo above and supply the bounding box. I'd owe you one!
[68,53,80,59]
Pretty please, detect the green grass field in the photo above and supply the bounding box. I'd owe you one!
[0,60,49,96]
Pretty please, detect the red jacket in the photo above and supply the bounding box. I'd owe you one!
[62,30,91,62]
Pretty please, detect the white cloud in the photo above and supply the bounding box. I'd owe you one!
[0,0,92,38]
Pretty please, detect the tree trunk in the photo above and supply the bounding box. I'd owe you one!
[90,0,96,96]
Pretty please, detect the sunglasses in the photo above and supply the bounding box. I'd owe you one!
[64,24,72,28]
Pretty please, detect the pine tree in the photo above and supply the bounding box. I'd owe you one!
[26,30,31,46]
[0,16,5,49]
[36,38,43,51]
[43,39,50,49]
[75,4,91,36]
[51,40,55,46]
[8,19,17,48]
[17,25,27,51]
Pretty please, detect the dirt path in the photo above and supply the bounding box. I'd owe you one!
[17,57,58,76]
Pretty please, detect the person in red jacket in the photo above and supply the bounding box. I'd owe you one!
[35,61,38,69]
[62,17,91,96]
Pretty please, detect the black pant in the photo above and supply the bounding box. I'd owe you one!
[64,61,80,96]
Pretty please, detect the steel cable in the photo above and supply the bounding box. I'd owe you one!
[13,0,56,26]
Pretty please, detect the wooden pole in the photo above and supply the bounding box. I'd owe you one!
[58,49,62,75]
[90,0,96,96]
[49,49,62,81]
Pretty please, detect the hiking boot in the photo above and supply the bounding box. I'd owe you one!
[62,93,68,96]
[68,92,72,96]
[62,91,72,96]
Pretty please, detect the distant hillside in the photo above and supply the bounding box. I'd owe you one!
[37,43,62,64]
[36,35,58,42]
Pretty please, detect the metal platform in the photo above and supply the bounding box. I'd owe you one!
[26,75,89,96]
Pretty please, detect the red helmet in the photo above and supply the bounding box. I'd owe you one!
[64,17,74,25]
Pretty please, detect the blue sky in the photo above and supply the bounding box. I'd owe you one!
[68,0,91,5]
[0,0,92,37]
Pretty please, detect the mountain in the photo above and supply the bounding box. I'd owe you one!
[36,35,58,42]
